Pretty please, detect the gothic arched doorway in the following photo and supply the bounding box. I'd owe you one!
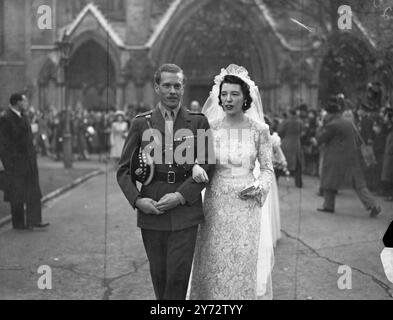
[152,0,275,110]
[67,39,117,111]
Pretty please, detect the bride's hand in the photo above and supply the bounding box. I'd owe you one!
[192,164,209,183]
[239,183,264,207]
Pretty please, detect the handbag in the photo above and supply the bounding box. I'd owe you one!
[351,123,377,167]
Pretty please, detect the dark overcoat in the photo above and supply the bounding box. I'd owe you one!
[278,116,303,171]
[117,106,215,231]
[0,108,42,203]
[381,129,393,183]
[316,114,366,190]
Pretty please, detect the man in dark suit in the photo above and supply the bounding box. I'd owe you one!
[0,93,49,230]
[315,97,380,217]
[117,64,214,300]
[278,108,303,188]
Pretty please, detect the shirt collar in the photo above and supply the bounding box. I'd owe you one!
[158,103,181,121]
[9,106,22,118]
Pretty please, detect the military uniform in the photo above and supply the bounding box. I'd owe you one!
[117,105,214,299]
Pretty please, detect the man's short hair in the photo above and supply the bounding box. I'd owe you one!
[9,93,23,106]
[154,63,185,85]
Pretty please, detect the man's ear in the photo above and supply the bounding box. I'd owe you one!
[154,83,160,95]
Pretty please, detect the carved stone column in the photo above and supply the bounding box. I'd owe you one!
[122,50,155,106]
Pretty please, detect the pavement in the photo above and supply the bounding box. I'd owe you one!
[273,176,393,300]
[0,171,392,300]
[0,155,108,221]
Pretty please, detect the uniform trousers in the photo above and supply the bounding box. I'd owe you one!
[141,225,198,300]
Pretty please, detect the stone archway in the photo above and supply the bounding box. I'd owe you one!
[151,0,280,112]
[67,39,117,110]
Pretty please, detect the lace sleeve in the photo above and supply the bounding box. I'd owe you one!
[256,124,274,207]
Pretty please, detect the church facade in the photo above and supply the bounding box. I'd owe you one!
[0,0,388,114]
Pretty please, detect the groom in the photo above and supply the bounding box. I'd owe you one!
[117,64,214,300]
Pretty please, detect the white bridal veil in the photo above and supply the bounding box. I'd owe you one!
[202,64,265,125]
[202,64,274,299]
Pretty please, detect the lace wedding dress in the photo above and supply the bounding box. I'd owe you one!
[189,117,274,300]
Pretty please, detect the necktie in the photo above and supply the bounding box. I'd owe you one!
[165,111,175,165]
[165,111,175,136]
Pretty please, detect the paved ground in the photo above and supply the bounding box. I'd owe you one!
[0,155,108,220]
[0,171,392,300]
[273,176,393,300]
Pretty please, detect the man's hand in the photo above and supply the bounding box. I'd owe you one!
[136,198,164,215]
[155,193,181,211]
[192,164,209,183]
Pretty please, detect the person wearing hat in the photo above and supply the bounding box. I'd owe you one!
[315,96,381,217]
[110,110,128,163]
[117,64,214,300]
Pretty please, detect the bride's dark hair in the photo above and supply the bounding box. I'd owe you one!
[218,75,253,112]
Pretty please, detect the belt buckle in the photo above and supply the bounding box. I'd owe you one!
[167,171,175,184]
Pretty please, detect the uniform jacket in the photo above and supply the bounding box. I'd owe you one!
[316,114,366,190]
[117,106,215,231]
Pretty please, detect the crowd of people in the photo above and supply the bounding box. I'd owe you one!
[22,103,155,163]
[266,94,393,206]
[20,100,204,164]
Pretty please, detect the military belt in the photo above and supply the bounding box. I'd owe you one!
[154,170,190,184]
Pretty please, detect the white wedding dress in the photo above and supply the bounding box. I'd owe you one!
[189,117,274,300]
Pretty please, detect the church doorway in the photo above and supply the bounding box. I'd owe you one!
[67,39,117,111]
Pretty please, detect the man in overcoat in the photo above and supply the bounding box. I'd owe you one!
[0,93,49,229]
[117,64,214,300]
[316,98,380,217]
[278,108,303,188]
[381,107,393,201]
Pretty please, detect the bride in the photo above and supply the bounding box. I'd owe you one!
[189,65,274,300]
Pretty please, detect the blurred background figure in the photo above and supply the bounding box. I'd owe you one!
[73,109,89,161]
[278,108,303,188]
[110,110,128,164]
[189,100,201,113]
[315,96,381,217]
[381,107,393,202]
[302,109,319,176]
[371,118,388,196]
